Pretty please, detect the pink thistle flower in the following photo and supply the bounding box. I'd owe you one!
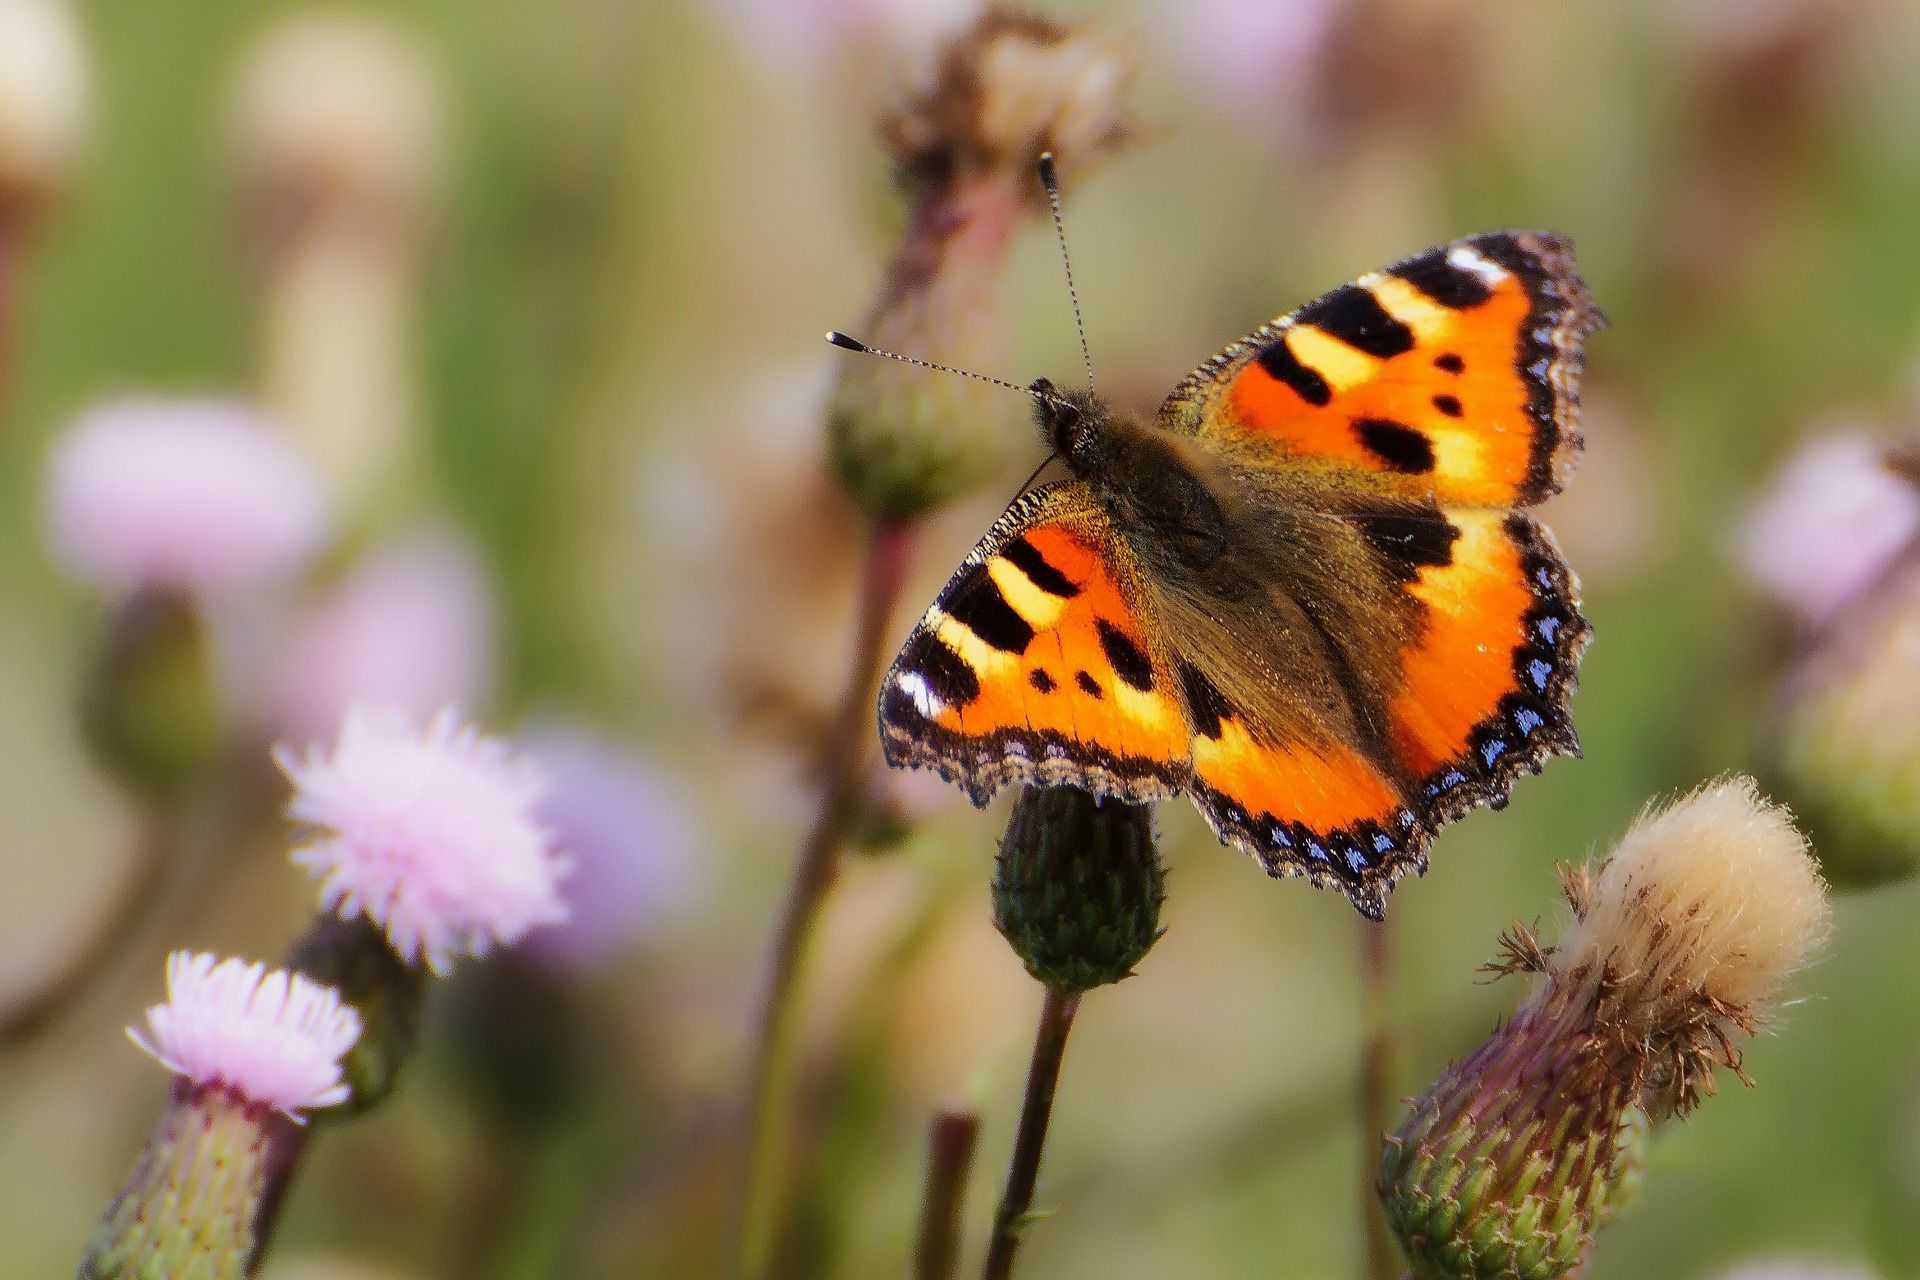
[266,531,497,743]
[1737,430,1920,628]
[275,706,569,974]
[45,399,331,597]
[126,951,361,1119]
[519,723,702,972]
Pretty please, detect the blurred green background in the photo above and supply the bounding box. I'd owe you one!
[4,1,1920,1277]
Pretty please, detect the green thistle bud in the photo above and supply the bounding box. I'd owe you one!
[80,591,221,798]
[1771,554,1920,888]
[992,785,1163,993]
[828,9,1135,520]
[1379,994,1644,1280]
[82,1082,298,1280]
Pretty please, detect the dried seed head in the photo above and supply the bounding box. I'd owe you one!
[1554,778,1830,1056]
[0,0,89,227]
[829,9,1136,519]
[882,8,1134,201]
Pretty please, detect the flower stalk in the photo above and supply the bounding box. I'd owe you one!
[1358,918,1399,1280]
[736,515,914,1279]
[916,1109,982,1280]
[983,985,1080,1280]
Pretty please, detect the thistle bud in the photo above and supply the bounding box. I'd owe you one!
[992,786,1163,993]
[828,9,1135,519]
[79,590,220,798]
[1380,779,1829,1279]
[1771,553,1920,887]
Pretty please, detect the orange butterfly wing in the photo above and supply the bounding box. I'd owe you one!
[1160,232,1598,507]
[879,483,1192,806]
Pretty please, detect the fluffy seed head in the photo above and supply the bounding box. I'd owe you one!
[231,12,442,233]
[276,706,570,974]
[1533,777,1830,1118]
[883,7,1135,197]
[0,0,89,221]
[1556,778,1829,1024]
[45,399,330,597]
[126,952,361,1118]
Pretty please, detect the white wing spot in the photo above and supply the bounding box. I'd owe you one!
[895,670,945,720]
[1446,245,1508,287]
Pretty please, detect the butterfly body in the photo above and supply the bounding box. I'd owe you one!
[880,232,1602,917]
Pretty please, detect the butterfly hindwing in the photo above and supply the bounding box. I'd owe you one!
[879,482,1192,806]
[1158,231,1603,509]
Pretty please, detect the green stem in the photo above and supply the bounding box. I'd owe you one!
[982,986,1080,1280]
[1359,917,1398,1280]
[734,517,914,1280]
[915,1110,981,1280]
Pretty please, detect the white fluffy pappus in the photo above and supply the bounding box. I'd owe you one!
[1556,776,1831,1026]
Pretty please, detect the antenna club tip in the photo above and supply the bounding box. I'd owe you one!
[1036,151,1058,186]
[825,330,867,352]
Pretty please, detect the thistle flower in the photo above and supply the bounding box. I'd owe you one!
[992,785,1164,993]
[127,952,361,1118]
[45,399,330,598]
[1771,553,1920,886]
[1381,779,1829,1279]
[275,706,569,975]
[266,531,497,743]
[0,0,89,228]
[83,954,361,1279]
[829,8,1136,519]
[1737,431,1920,629]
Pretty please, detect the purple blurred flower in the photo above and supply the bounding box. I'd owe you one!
[1160,0,1342,122]
[276,706,569,975]
[127,951,361,1119]
[520,723,702,972]
[704,0,975,71]
[1737,431,1920,627]
[45,399,330,597]
[266,531,496,742]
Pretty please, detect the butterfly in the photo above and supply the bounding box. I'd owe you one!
[875,231,1601,918]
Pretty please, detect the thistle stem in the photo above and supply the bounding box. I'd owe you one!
[1359,917,1398,1280]
[916,1109,981,1280]
[982,986,1080,1280]
[0,222,15,423]
[735,516,915,1280]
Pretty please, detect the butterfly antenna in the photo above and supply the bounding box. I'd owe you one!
[1036,151,1094,396]
[824,331,1071,410]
